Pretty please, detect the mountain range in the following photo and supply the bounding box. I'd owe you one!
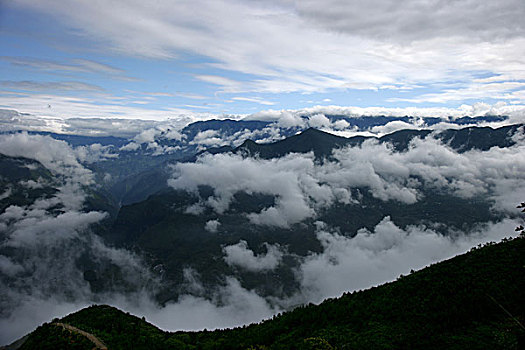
[0,117,524,346]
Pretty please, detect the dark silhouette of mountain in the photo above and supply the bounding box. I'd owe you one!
[92,123,523,206]
[236,128,364,159]
[234,124,523,159]
[26,131,129,147]
[181,119,272,140]
[15,234,525,349]
[0,154,57,213]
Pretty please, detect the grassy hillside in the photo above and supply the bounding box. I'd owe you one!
[18,232,525,349]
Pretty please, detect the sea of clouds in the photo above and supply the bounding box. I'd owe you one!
[0,106,524,344]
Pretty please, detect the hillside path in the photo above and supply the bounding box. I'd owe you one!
[53,322,108,349]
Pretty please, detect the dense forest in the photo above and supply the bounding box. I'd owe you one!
[17,226,525,349]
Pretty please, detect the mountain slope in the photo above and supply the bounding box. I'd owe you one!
[107,124,523,206]
[236,128,362,159]
[16,233,525,349]
[234,124,523,159]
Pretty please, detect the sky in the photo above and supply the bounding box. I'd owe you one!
[1,0,524,120]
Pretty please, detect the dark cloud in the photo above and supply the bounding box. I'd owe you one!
[295,0,525,42]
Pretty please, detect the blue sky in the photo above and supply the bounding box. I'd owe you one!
[1,0,524,120]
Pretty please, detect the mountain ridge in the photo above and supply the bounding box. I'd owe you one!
[12,233,525,349]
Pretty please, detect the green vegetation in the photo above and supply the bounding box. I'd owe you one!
[0,154,57,213]
[19,323,94,350]
[20,233,525,349]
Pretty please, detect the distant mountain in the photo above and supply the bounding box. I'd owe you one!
[323,114,508,129]
[27,131,129,148]
[235,124,523,159]
[180,118,272,139]
[14,234,525,349]
[236,128,363,159]
[0,154,57,213]
[117,124,522,205]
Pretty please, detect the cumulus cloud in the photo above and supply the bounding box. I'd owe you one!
[169,153,319,227]
[74,143,118,163]
[0,132,94,185]
[190,130,224,148]
[169,132,525,227]
[223,240,284,272]
[130,277,278,332]
[307,114,331,128]
[204,219,220,233]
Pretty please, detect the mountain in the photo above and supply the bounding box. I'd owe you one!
[236,124,523,158]
[323,114,508,129]
[93,124,524,303]
[0,154,57,213]
[1,122,524,346]
[117,124,523,205]
[13,233,525,349]
[236,128,362,159]
[103,187,497,303]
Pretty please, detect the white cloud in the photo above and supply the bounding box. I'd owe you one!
[0,135,159,345]
[134,277,278,332]
[307,114,331,128]
[0,132,94,185]
[74,143,118,163]
[168,153,318,227]
[11,0,524,100]
[204,219,220,233]
[297,217,522,303]
[223,240,284,271]
[231,97,275,106]
[168,130,525,228]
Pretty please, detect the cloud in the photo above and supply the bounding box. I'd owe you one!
[1,129,524,346]
[0,56,125,75]
[295,0,525,42]
[169,153,318,227]
[10,0,525,98]
[0,134,159,344]
[0,93,212,122]
[1,80,104,92]
[307,114,331,128]
[296,217,522,303]
[0,132,94,185]
[1,101,524,139]
[231,97,275,106]
[74,143,118,163]
[129,277,278,332]
[168,129,525,229]
[223,240,284,271]
[204,219,220,233]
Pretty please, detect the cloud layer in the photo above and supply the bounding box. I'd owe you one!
[0,133,157,344]
[169,131,525,227]
[6,0,525,109]
[1,128,524,345]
